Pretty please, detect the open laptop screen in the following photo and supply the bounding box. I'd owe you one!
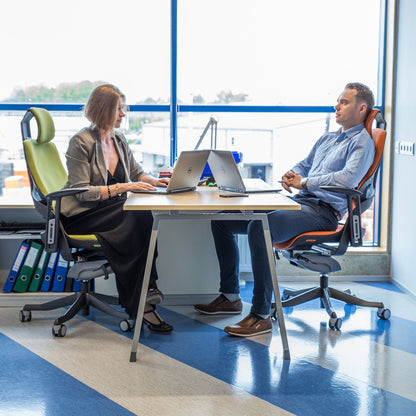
[132,149,210,194]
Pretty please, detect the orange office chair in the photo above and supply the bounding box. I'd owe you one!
[272,109,391,330]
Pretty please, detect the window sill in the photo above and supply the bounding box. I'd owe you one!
[347,246,388,254]
[0,197,34,208]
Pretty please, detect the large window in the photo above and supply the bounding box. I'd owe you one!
[0,0,170,105]
[0,0,386,245]
[178,0,382,106]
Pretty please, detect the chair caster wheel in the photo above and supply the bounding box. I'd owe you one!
[119,319,134,332]
[377,308,391,320]
[52,324,67,337]
[329,316,342,330]
[19,310,31,322]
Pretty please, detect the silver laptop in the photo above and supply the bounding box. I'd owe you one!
[208,150,281,194]
[132,149,210,194]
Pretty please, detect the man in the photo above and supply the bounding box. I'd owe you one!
[194,82,376,337]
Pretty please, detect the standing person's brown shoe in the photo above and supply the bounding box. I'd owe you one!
[224,313,272,337]
[194,294,243,315]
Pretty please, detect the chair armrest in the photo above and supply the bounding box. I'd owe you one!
[319,185,363,247]
[46,187,89,200]
[44,188,89,252]
[319,185,362,198]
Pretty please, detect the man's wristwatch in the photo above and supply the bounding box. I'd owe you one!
[301,177,308,191]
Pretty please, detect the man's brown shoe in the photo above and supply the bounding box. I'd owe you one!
[194,294,242,315]
[224,313,272,337]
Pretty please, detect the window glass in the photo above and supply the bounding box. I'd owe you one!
[0,0,170,104]
[0,110,168,204]
[173,112,331,181]
[178,0,381,105]
[0,0,384,247]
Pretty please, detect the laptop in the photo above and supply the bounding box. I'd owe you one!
[207,150,281,194]
[132,149,210,194]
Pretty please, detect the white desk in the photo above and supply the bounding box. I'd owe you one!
[124,187,300,361]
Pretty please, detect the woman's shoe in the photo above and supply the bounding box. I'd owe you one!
[143,305,173,334]
[146,288,164,305]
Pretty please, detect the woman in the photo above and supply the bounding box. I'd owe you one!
[60,83,173,333]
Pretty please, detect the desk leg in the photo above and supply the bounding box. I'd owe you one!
[129,216,159,362]
[262,220,291,360]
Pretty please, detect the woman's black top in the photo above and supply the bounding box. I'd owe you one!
[107,159,125,185]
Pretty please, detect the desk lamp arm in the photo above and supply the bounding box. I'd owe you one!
[194,117,218,150]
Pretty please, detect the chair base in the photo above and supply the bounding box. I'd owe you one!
[273,274,390,330]
[21,280,130,328]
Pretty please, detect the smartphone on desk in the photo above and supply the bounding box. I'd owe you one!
[219,193,249,198]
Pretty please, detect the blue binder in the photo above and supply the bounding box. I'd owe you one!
[51,253,69,292]
[64,261,75,292]
[72,278,81,292]
[3,241,30,293]
[72,278,94,292]
[40,251,59,292]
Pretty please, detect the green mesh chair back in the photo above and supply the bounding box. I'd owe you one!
[21,107,99,251]
[22,107,68,197]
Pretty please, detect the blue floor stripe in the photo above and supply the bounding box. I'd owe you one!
[89,307,416,416]
[0,332,136,416]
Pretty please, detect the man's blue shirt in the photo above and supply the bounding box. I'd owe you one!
[292,122,375,217]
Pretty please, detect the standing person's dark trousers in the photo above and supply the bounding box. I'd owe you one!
[211,198,339,317]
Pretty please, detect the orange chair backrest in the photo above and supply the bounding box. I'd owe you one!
[358,109,386,191]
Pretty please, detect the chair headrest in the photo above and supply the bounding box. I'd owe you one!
[364,109,378,134]
[30,107,55,144]
[364,109,386,134]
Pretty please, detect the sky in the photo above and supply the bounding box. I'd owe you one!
[0,0,381,105]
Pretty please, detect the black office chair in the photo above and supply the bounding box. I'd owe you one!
[19,107,134,336]
[272,109,391,330]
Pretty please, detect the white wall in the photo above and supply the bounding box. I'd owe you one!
[390,0,416,296]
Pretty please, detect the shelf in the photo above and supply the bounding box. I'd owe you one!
[0,231,43,240]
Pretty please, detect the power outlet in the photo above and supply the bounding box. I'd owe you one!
[396,141,415,156]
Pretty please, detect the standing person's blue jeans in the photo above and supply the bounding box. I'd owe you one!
[211,198,339,316]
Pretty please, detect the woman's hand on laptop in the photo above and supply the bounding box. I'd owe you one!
[128,181,158,191]
[155,178,170,188]
[127,175,170,192]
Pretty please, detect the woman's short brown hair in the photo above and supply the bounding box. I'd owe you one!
[84,84,126,131]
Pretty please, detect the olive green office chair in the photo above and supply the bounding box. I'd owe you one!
[272,109,391,330]
[19,107,133,337]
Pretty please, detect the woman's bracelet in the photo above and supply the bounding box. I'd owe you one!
[115,183,122,196]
